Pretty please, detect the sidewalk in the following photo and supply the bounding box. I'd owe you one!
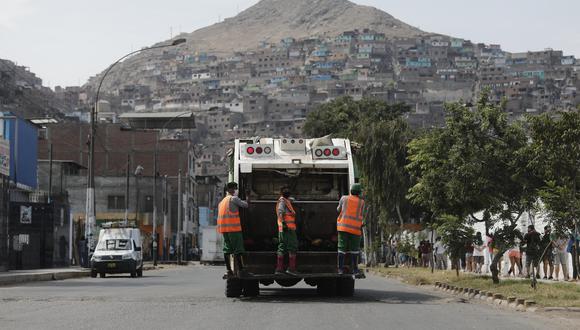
[0,261,187,286]
[0,267,90,286]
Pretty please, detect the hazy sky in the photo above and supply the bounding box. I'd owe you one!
[1,0,579,88]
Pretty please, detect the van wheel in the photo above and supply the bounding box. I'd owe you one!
[242,280,259,297]
[99,273,106,278]
[137,268,143,277]
[337,277,355,297]
[225,278,242,298]
[317,278,337,296]
[90,270,97,278]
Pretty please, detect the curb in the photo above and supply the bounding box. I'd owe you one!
[433,281,551,313]
[0,270,90,286]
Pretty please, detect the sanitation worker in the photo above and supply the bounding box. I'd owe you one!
[337,183,365,278]
[275,186,299,276]
[218,182,250,278]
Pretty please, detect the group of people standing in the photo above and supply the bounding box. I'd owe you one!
[216,182,365,278]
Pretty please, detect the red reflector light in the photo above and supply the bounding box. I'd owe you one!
[246,147,255,155]
[323,149,331,156]
[264,147,272,154]
[332,148,340,156]
[256,147,263,154]
[315,149,323,157]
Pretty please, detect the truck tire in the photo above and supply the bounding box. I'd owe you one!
[316,278,337,296]
[337,277,355,297]
[275,278,301,287]
[242,280,260,297]
[99,272,106,278]
[225,278,242,298]
[137,267,143,277]
[90,270,97,278]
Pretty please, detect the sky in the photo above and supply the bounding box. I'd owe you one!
[1,0,579,88]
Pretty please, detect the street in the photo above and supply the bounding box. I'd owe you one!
[0,265,575,330]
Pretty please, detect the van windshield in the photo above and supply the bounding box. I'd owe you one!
[97,239,131,251]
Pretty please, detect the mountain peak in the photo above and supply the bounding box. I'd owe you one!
[182,0,424,54]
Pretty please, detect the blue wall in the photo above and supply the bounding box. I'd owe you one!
[2,113,38,189]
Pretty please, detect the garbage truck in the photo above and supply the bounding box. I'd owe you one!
[224,137,363,297]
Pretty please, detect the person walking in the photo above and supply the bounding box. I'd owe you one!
[522,225,541,278]
[275,186,299,276]
[473,232,485,274]
[552,232,570,281]
[540,226,554,279]
[507,237,522,277]
[217,182,250,278]
[434,237,447,270]
[336,184,365,277]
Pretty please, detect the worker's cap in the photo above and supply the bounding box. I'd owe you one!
[226,182,238,190]
[350,183,362,194]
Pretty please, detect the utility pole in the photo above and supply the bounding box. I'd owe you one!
[124,155,130,225]
[152,137,158,266]
[177,169,182,264]
[163,175,168,261]
[48,143,53,204]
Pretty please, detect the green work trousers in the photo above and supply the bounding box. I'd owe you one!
[277,230,298,255]
[338,231,361,253]
[222,232,245,255]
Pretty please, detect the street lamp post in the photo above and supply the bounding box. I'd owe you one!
[85,38,186,264]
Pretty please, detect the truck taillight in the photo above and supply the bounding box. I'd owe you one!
[247,147,255,155]
[264,147,272,154]
[315,149,323,157]
[256,147,263,154]
[323,149,331,156]
[332,148,340,156]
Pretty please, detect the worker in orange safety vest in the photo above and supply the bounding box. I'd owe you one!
[217,182,250,278]
[337,183,365,278]
[275,186,299,276]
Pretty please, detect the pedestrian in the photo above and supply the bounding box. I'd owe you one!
[169,244,175,260]
[78,236,87,268]
[420,240,432,268]
[567,233,580,281]
[522,225,541,278]
[275,186,299,276]
[217,182,251,278]
[540,225,554,279]
[552,232,569,281]
[433,237,447,270]
[464,239,474,272]
[336,184,365,277]
[507,237,522,277]
[473,232,485,274]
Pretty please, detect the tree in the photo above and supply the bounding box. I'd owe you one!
[407,92,534,282]
[304,97,412,265]
[527,110,580,278]
[437,215,474,277]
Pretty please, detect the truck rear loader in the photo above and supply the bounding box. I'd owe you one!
[224,137,363,297]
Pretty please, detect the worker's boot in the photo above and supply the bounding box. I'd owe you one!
[286,253,299,276]
[223,253,233,279]
[337,252,346,275]
[275,254,285,275]
[352,252,365,279]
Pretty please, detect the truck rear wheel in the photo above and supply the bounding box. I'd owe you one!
[242,280,259,297]
[317,278,337,296]
[90,270,97,278]
[337,277,355,297]
[225,278,242,298]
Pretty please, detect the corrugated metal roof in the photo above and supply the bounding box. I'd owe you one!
[119,111,194,119]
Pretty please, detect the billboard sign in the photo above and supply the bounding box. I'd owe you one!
[0,137,9,176]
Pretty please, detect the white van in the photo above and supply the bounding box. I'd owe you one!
[90,226,143,278]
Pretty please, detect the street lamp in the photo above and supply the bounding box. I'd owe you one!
[85,38,186,264]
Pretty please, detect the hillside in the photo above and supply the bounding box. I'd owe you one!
[184,0,425,54]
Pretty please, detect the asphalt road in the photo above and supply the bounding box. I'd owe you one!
[0,265,576,330]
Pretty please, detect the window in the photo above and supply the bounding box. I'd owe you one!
[107,195,125,210]
[144,195,154,212]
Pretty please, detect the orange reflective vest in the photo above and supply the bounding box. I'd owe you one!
[217,196,242,233]
[337,195,364,236]
[276,197,296,232]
